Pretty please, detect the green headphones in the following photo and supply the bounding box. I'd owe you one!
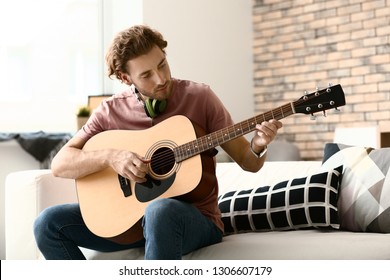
[144,98,168,118]
[135,88,167,118]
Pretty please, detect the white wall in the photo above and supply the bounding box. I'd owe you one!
[142,0,254,123]
[102,0,143,95]
[103,0,254,124]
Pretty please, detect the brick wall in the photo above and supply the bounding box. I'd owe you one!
[252,0,390,160]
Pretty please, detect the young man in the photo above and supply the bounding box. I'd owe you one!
[34,25,282,259]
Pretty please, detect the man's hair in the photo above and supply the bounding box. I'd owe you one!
[105,25,168,81]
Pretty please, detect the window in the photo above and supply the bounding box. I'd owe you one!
[0,0,102,132]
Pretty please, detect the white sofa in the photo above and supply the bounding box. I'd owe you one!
[1,133,70,260]
[5,159,390,260]
[0,140,40,260]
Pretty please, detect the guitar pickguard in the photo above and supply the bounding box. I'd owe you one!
[135,173,176,202]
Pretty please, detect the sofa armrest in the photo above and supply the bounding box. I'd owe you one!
[5,169,77,259]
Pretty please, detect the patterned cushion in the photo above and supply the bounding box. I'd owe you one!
[321,143,390,233]
[218,166,342,234]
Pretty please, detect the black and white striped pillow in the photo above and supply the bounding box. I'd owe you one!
[218,166,343,234]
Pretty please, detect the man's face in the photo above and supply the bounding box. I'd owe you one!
[123,45,172,100]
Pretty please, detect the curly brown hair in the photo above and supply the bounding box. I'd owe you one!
[105,25,168,81]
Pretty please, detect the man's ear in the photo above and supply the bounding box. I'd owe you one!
[119,72,132,86]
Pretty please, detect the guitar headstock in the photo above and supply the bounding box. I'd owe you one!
[293,84,346,117]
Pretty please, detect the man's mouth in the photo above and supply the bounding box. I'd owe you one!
[157,83,168,91]
[156,80,172,93]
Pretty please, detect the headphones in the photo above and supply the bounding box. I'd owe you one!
[135,88,167,118]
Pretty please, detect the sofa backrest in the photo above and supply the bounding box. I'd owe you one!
[216,161,322,195]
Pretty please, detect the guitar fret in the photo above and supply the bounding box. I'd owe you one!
[186,143,196,154]
[175,103,299,162]
[235,126,241,137]
[221,128,231,141]
[251,118,257,128]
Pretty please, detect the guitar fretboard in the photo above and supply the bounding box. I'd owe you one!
[174,102,295,162]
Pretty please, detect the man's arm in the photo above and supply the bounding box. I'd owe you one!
[221,119,282,172]
[51,136,149,182]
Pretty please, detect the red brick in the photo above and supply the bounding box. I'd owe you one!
[362,0,386,11]
[354,102,378,112]
[366,111,390,121]
[252,0,390,160]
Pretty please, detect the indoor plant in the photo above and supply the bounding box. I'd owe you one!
[76,106,91,130]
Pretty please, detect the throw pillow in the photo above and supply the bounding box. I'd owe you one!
[321,143,390,233]
[218,166,342,234]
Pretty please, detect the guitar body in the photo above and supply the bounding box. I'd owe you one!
[76,115,216,243]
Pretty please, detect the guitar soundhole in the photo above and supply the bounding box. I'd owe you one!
[150,147,175,176]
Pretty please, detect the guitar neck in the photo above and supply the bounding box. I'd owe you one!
[174,102,295,162]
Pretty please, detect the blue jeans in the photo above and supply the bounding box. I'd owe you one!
[33,198,223,260]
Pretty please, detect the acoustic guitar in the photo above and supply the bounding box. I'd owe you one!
[76,84,346,244]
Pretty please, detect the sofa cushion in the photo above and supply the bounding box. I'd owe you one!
[218,166,342,234]
[321,143,390,233]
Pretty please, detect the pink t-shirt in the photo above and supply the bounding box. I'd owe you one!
[76,78,234,232]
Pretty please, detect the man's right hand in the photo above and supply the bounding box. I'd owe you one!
[109,150,151,183]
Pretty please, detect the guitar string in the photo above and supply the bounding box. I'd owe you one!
[147,88,337,172]
[148,106,290,171]
[148,98,323,171]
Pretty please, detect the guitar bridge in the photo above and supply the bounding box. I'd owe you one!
[118,175,132,197]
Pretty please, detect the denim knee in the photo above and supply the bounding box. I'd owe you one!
[143,199,183,227]
[34,204,72,245]
[33,206,54,247]
[145,198,175,218]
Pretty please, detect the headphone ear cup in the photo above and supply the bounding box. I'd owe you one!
[144,98,156,118]
[154,99,167,115]
[144,99,167,118]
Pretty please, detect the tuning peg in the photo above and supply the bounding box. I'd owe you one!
[310,114,316,120]
[303,90,309,100]
[325,83,332,92]
[323,111,327,117]
[334,108,341,114]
